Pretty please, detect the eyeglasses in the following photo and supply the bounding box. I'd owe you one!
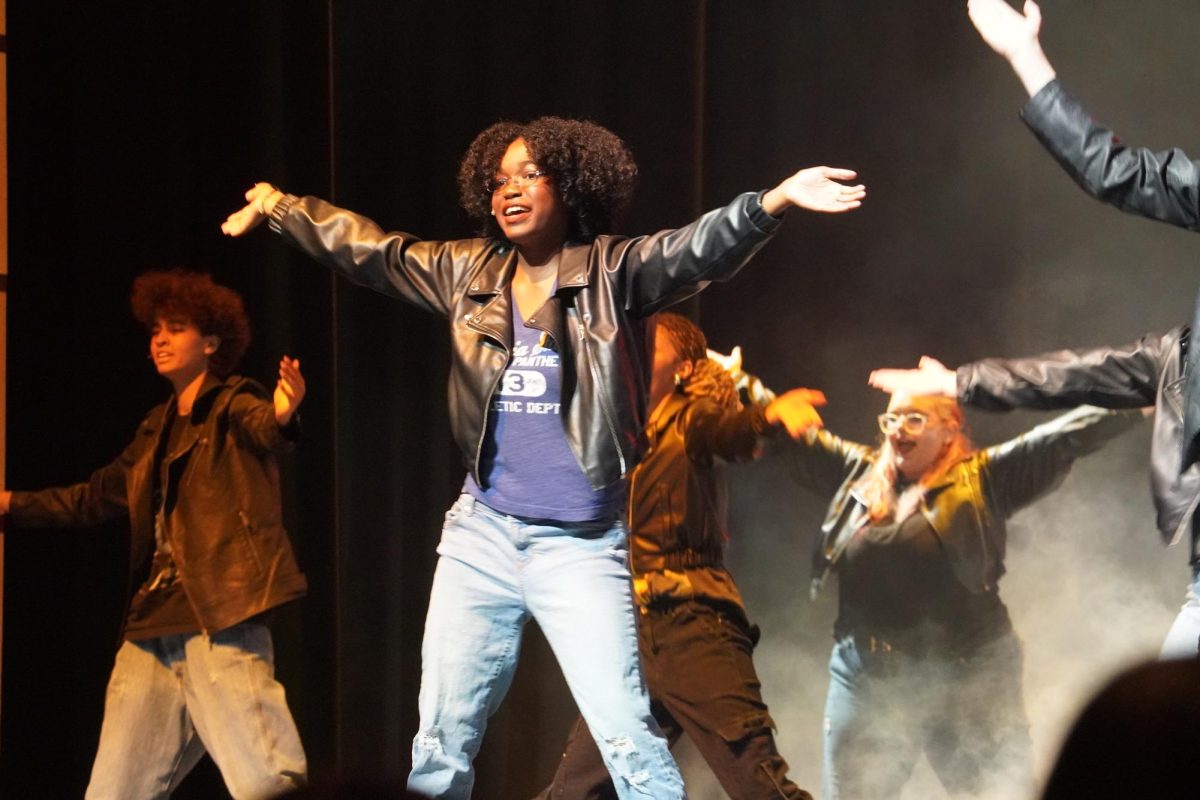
[877,411,929,436]
[485,169,547,194]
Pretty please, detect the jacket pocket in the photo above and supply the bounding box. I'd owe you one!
[236,510,266,577]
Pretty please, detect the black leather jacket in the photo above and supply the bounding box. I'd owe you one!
[959,330,1198,558]
[1008,79,1200,559]
[1021,80,1200,233]
[272,192,781,490]
[629,390,774,576]
[784,407,1138,597]
[9,374,309,634]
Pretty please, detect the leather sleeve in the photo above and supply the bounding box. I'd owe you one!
[958,330,1173,411]
[981,405,1142,519]
[1022,80,1200,230]
[277,195,492,318]
[8,425,146,528]
[776,428,871,499]
[681,400,772,464]
[228,381,298,455]
[616,191,783,316]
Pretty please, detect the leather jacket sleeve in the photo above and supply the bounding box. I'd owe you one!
[228,381,299,455]
[959,330,1171,411]
[8,424,145,528]
[615,192,783,316]
[682,400,776,464]
[778,427,871,499]
[981,405,1142,519]
[275,194,490,319]
[1022,80,1200,230]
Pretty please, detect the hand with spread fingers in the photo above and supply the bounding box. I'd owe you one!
[761,166,866,216]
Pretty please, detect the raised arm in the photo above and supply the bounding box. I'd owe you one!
[620,167,864,316]
[230,375,302,455]
[967,0,1055,97]
[969,0,1200,230]
[273,356,305,427]
[982,405,1142,518]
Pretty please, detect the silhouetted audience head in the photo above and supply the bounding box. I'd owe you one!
[1042,657,1200,799]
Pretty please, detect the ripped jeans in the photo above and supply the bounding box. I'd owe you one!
[408,494,684,799]
[536,599,810,799]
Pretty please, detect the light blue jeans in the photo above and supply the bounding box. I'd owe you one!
[1160,564,1200,659]
[408,493,685,799]
[85,621,306,800]
[821,631,1032,800]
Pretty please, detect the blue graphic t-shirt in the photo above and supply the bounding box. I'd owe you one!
[464,302,625,522]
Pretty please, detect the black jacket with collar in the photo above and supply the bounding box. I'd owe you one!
[272,192,781,490]
[9,373,308,634]
[783,406,1138,598]
[1000,79,1200,558]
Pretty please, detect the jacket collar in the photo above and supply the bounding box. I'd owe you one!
[467,241,591,300]
[466,242,592,351]
[159,371,228,427]
[646,391,688,438]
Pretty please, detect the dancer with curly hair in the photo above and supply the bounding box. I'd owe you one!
[0,269,309,798]
[781,391,1137,800]
[535,312,823,799]
[222,116,863,799]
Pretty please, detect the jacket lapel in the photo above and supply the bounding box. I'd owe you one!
[466,249,517,349]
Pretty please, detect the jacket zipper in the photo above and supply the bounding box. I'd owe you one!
[469,302,511,486]
[577,314,627,477]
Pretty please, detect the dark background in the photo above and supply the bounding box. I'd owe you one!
[2,1,1198,797]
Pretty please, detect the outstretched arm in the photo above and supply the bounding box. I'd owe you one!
[869,333,1171,412]
[760,167,865,217]
[967,0,1056,97]
[984,405,1142,517]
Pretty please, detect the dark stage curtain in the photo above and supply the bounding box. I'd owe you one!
[6,1,1198,798]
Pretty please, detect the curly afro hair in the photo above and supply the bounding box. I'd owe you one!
[457,116,638,243]
[131,269,251,378]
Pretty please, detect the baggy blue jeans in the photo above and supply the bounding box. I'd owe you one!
[1160,564,1200,659]
[407,494,685,799]
[85,621,306,799]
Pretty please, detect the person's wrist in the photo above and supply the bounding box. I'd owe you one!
[267,192,300,233]
[258,188,283,216]
[1007,41,1055,96]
